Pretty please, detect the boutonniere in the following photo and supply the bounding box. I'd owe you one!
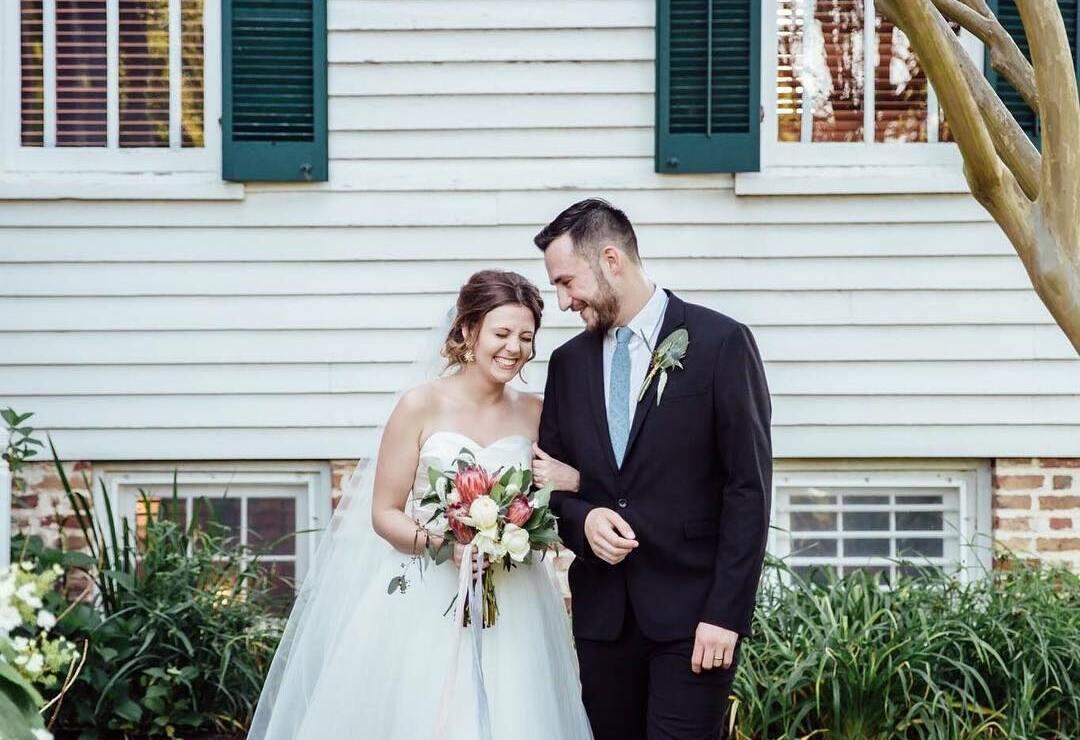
[637,328,689,406]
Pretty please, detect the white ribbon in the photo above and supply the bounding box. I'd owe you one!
[433,542,492,740]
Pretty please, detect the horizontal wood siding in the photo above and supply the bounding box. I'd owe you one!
[1,0,1077,460]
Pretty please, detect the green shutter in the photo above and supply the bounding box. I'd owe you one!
[987,0,1078,147]
[222,0,327,182]
[655,0,761,173]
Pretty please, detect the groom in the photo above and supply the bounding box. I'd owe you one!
[534,199,772,739]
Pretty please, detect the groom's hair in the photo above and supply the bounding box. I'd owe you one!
[533,198,640,264]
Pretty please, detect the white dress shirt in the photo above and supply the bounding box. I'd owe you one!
[603,285,669,425]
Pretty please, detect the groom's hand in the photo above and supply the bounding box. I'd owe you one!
[583,508,638,564]
[691,622,739,674]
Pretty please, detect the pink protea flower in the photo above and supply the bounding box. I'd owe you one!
[506,494,534,527]
[455,465,495,507]
[447,503,475,544]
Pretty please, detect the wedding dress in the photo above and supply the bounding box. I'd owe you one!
[248,430,593,739]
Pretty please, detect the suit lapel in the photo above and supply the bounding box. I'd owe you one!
[623,292,686,465]
[585,332,620,475]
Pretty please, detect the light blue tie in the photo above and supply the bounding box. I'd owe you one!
[609,327,633,467]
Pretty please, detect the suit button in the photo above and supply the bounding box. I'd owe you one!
[617,498,629,509]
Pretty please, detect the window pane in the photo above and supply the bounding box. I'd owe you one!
[791,538,837,556]
[194,497,241,539]
[259,560,297,610]
[249,498,296,556]
[846,537,889,556]
[897,537,944,558]
[57,0,107,147]
[843,511,889,531]
[21,1,45,146]
[792,511,837,531]
[843,493,886,505]
[120,0,169,147]
[873,15,928,142]
[777,0,865,143]
[181,0,204,147]
[897,510,944,531]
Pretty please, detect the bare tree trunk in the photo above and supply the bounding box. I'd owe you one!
[877,0,1080,354]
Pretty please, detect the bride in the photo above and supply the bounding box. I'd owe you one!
[248,270,594,739]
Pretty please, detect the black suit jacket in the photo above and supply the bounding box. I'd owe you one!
[541,292,772,642]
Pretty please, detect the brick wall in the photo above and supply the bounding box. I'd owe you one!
[993,458,1080,569]
[11,460,92,552]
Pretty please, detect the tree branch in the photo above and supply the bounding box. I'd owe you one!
[930,0,1039,111]
[1014,0,1080,349]
[878,0,1017,209]
[936,13,1041,199]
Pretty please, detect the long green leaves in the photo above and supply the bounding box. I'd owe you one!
[732,559,1080,739]
[45,442,287,735]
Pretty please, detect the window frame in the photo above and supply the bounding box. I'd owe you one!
[0,0,222,176]
[769,460,993,583]
[759,0,984,169]
[95,462,332,587]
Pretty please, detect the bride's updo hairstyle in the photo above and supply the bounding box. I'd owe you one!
[443,270,544,371]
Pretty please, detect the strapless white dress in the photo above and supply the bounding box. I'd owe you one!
[284,431,593,739]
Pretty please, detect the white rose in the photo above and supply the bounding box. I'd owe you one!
[467,496,499,531]
[16,583,43,610]
[472,528,507,560]
[0,605,21,633]
[37,610,57,631]
[26,653,44,675]
[502,523,531,563]
[33,729,55,740]
[12,636,30,651]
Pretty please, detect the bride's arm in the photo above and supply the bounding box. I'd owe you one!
[370,389,437,556]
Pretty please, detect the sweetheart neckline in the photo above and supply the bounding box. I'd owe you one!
[420,430,534,454]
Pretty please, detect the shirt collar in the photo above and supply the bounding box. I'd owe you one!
[608,285,668,349]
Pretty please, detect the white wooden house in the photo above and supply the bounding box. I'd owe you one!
[1,0,1078,584]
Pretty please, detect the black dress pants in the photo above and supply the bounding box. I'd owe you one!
[574,599,739,740]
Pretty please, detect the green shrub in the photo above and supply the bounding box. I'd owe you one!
[732,558,1080,739]
[43,441,287,738]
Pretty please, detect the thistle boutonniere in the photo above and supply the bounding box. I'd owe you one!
[637,328,689,406]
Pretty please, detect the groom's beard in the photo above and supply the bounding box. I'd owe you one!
[583,271,621,335]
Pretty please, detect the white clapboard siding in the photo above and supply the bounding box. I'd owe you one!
[4,360,1078,398]
[35,424,1080,462]
[330,62,654,96]
[330,128,655,160]
[329,30,653,63]
[0,191,994,227]
[0,223,1018,261]
[0,0,1077,462]
[2,290,1058,331]
[2,326,1075,366]
[22,394,1080,430]
[328,1,654,31]
[0,256,1036,297]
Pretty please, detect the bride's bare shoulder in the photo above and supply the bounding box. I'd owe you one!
[508,387,544,427]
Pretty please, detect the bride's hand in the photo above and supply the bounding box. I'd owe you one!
[453,542,488,575]
[532,443,580,493]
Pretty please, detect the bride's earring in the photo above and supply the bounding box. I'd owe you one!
[463,348,475,364]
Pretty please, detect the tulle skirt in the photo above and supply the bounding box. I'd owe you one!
[258,544,593,740]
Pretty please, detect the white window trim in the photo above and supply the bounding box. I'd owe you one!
[770,459,993,582]
[94,462,332,586]
[738,0,985,195]
[0,0,242,200]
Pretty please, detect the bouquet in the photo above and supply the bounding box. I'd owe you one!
[388,448,562,628]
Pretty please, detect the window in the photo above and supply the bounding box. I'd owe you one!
[770,464,992,583]
[2,0,327,183]
[3,0,219,173]
[97,463,332,595]
[765,0,982,167]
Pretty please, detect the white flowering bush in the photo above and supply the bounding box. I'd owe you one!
[0,561,78,691]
